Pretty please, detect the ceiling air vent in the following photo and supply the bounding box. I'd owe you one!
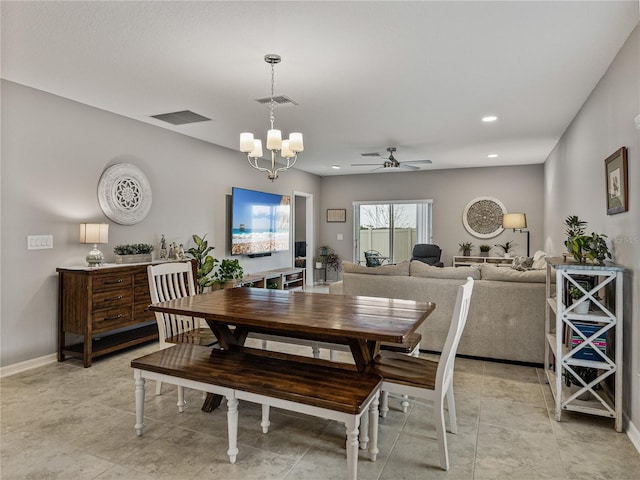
[151,110,211,125]
[254,95,298,106]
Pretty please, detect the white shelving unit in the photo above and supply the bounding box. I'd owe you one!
[544,257,625,431]
[452,255,513,268]
[236,267,306,291]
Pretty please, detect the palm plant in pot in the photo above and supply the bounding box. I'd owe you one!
[495,240,515,258]
[459,242,473,256]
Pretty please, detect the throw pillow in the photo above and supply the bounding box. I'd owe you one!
[511,255,533,271]
[342,261,410,276]
[531,250,547,270]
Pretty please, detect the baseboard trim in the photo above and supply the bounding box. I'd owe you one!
[625,413,640,454]
[0,353,57,378]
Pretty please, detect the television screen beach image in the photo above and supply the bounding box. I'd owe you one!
[231,187,290,255]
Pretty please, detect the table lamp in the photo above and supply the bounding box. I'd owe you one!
[502,213,529,257]
[80,223,109,266]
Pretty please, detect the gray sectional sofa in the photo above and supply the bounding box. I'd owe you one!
[328,260,549,364]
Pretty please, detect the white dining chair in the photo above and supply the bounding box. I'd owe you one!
[370,277,474,471]
[148,262,216,399]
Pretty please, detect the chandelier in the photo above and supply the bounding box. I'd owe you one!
[240,54,303,181]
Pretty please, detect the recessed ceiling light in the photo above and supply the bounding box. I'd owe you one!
[482,115,498,122]
[331,164,341,170]
[487,154,498,158]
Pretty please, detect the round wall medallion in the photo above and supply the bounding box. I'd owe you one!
[462,196,506,238]
[98,163,152,225]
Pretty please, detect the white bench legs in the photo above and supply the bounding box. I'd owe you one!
[132,368,239,463]
[240,390,379,480]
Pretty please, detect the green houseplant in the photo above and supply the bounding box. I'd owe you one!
[495,240,515,257]
[213,258,244,288]
[113,243,154,264]
[568,285,590,314]
[186,234,218,293]
[325,252,342,271]
[563,216,611,265]
[585,232,611,265]
[564,215,588,263]
[458,242,473,256]
[479,244,491,257]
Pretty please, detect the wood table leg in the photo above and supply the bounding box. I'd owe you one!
[202,392,223,412]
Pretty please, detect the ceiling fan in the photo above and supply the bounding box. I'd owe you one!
[351,147,432,171]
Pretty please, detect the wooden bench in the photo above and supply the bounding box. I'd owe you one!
[131,343,382,480]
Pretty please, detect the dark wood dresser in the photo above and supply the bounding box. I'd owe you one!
[57,261,193,367]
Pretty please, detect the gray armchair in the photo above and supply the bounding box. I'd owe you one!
[410,244,444,267]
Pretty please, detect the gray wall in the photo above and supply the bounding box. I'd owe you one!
[318,164,544,267]
[0,80,321,366]
[544,26,640,434]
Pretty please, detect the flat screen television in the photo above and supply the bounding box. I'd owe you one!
[231,187,291,256]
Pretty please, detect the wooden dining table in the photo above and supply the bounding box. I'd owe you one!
[149,287,435,409]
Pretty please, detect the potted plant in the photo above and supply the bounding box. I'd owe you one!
[568,285,590,314]
[563,215,612,264]
[325,251,342,272]
[458,242,473,256]
[585,232,611,265]
[186,234,218,293]
[212,258,244,289]
[114,243,154,264]
[495,240,515,258]
[479,244,491,257]
[564,215,588,263]
[315,256,324,269]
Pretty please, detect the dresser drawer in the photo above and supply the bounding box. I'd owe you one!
[92,289,132,311]
[92,307,133,332]
[92,273,133,292]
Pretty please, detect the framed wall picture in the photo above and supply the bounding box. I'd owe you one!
[327,208,346,222]
[604,147,628,215]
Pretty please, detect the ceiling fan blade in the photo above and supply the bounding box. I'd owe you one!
[361,152,382,157]
[351,162,382,166]
[398,164,420,170]
[371,166,385,172]
[402,159,432,164]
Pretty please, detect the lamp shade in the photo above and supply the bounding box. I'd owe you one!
[502,213,527,229]
[80,223,109,244]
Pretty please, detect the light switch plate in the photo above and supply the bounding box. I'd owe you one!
[27,235,53,250]
[337,233,344,241]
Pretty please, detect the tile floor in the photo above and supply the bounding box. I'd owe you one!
[2,288,639,479]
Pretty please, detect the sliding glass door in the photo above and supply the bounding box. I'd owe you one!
[354,200,432,264]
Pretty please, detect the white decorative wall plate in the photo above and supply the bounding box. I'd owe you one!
[462,196,506,238]
[98,163,152,225]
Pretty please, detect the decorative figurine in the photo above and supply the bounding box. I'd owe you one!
[168,242,175,260]
[177,243,185,260]
[159,234,168,260]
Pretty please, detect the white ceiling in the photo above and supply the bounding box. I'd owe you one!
[2,1,638,176]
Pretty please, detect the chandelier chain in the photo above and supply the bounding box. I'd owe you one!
[269,62,275,130]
